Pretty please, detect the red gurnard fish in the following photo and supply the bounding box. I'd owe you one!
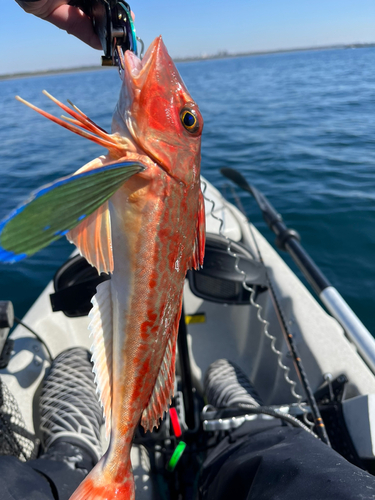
[0,37,205,499]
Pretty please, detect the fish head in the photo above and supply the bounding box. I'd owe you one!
[113,36,203,185]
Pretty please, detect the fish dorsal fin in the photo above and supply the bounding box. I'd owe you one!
[89,280,113,436]
[141,311,180,432]
[67,201,113,274]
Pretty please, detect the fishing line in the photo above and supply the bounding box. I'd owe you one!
[228,185,247,216]
[136,37,145,59]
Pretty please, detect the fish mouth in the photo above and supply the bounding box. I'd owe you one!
[123,36,160,81]
[119,37,184,182]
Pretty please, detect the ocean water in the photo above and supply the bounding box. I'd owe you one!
[1,47,375,334]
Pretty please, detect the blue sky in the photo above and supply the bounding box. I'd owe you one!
[1,0,375,75]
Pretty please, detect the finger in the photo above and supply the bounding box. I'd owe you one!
[15,0,65,17]
[46,4,102,50]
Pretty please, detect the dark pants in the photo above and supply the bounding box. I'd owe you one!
[0,441,94,500]
[199,419,375,499]
[2,422,375,499]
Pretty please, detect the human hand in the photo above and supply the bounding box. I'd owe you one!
[15,0,102,49]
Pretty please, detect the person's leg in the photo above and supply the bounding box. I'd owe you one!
[200,420,375,500]
[1,347,103,500]
[29,347,104,500]
[200,359,375,500]
[0,455,55,500]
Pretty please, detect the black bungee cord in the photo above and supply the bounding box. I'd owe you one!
[14,316,53,361]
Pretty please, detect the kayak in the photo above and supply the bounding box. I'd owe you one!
[1,174,375,498]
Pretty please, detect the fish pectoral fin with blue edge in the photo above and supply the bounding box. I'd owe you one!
[0,161,145,264]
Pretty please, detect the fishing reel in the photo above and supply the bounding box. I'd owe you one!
[72,0,141,65]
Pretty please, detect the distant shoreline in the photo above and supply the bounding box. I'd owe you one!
[1,42,374,81]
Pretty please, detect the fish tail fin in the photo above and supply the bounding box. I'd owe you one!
[69,456,135,500]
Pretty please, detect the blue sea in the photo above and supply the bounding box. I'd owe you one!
[1,47,375,334]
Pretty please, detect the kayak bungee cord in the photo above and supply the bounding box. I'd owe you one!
[13,316,53,361]
[214,176,331,445]
[200,180,328,441]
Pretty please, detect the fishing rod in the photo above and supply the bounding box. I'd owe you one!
[221,167,375,375]
[220,170,330,444]
[263,270,330,444]
[223,192,330,442]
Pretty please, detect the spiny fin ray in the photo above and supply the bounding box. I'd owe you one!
[141,305,181,432]
[15,93,122,152]
[89,280,113,436]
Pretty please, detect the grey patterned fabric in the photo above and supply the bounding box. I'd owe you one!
[204,359,263,408]
[40,347,104,461]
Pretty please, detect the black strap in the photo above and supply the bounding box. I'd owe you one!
[50,275,109,316]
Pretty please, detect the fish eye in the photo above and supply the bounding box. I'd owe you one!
[180,108,199,133]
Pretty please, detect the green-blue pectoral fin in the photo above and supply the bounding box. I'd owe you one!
[0,161,145,263]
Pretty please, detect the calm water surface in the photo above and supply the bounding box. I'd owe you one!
[1,48,375,333]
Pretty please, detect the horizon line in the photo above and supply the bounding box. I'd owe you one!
[1,42,374,81]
